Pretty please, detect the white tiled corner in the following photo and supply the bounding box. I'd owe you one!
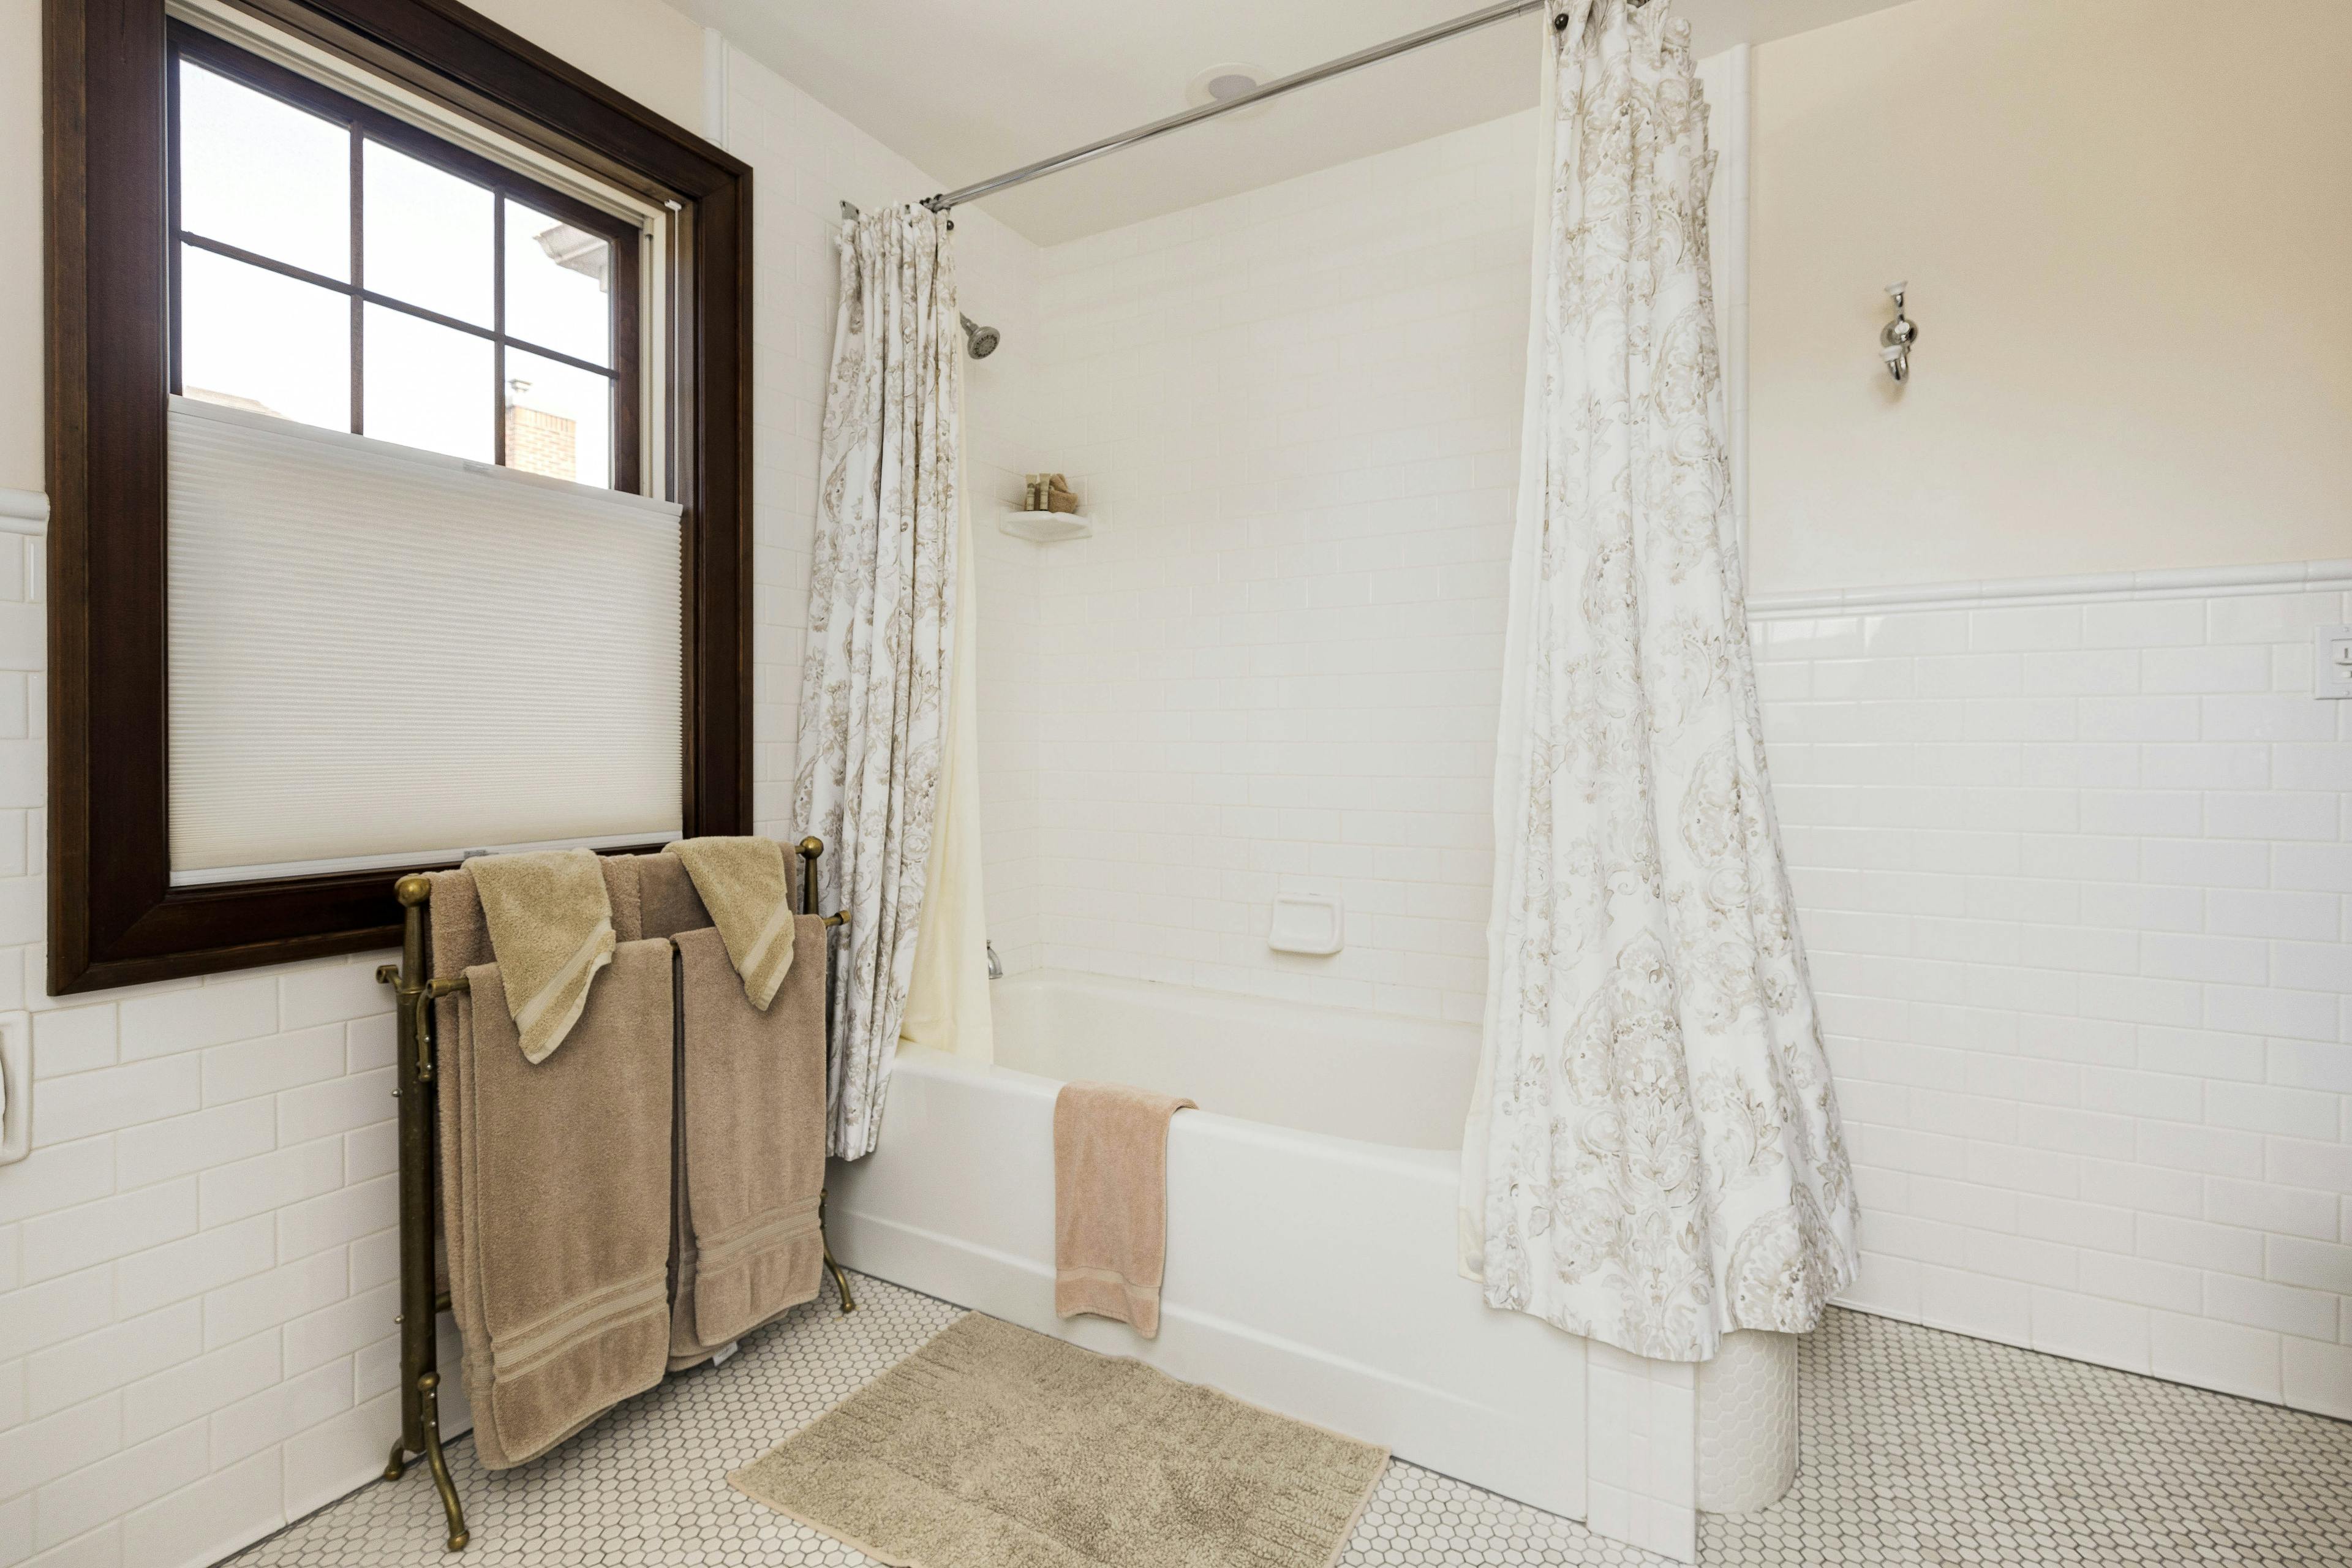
[1587,1341,1698,1564]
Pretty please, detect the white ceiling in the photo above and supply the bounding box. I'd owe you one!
[676,0,1919,245]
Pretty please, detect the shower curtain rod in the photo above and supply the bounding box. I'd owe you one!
[920,0,1610,214]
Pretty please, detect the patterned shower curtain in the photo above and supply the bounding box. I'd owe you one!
[1458,0,1858,1362]
[796,206,962,1159]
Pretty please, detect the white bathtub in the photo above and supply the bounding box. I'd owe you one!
[827,970,1723,1561]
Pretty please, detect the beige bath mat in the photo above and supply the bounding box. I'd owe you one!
[728,1313,1389,1568]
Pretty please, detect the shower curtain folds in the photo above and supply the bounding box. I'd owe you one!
[795,205,968,1159]
[1458,0,1858,1363]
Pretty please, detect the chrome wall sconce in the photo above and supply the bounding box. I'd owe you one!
[1880,282,1920,384]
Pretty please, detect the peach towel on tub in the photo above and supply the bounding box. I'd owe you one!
[1054,1080,1194,1338]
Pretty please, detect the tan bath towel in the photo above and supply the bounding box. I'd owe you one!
[1054,1081,1195,1339]
[664,837,797,1009]
[433,933,674,1470]
[468,847,617,1063]
[635,850,712,940]
[665,920,831,1367]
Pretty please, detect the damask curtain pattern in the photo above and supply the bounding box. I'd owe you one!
[1458,0,1857,1362]
[796,206,963,1159]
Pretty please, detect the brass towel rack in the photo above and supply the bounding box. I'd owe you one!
[375,837,847,1552]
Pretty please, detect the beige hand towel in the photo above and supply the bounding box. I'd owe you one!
[434,935,674,1470]
[666,920,831,1367]
[468,847,617,1063]
[663,837,796,1010]
[1054,1081,1195,1339]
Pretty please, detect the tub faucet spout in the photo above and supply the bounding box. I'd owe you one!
[986,940,1003,980]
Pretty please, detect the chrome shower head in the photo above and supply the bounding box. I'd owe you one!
[961,314,1001,360]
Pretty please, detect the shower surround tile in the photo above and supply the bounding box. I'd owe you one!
[224,1273,2352,1568]
[1019,110,1544,1027]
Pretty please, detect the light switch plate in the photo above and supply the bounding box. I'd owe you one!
[0,1009,29,1166]
[2317,625,2352,701]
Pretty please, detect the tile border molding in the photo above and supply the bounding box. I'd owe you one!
[0,486,47,534]
[1747,557,2352,620]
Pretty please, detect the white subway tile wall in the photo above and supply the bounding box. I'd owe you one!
[1015,111,1540,1022]
[0,943,410,1568]
[1758,590,2352,1420]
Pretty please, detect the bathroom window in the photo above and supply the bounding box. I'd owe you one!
[47,0,755,995]
[168,26,640,490]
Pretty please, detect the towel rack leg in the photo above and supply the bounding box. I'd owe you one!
[381,876,470,1553]
[798,837,857,1316]
[820,1189,856,1314]
[418,1371,468,1551]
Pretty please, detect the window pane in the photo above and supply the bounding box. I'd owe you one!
[503,349,613,489]
[177,59,349,281]
[503,199,613,368]
[180,246,350,431]
[364,305,492,461]
[363,140,493,327]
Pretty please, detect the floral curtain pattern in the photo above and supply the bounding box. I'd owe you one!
[1458,0,1858,1362]
[796,206,962,1159]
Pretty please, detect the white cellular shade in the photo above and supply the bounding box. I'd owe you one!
[167,395,682,884]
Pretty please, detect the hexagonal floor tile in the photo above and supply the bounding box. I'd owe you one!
[227,1281,2352,1568]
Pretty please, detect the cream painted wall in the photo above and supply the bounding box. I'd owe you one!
[1748,0,2352,596]
[467,0,706,130]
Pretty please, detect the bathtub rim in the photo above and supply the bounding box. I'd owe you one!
[892,1040,1460,1184]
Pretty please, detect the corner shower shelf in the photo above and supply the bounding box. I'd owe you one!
[1001,510,1093,543]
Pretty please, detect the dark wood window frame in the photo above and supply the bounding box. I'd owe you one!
[46,0,753,994]
[167,22,643,489]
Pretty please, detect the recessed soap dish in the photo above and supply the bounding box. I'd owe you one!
[1001,510,1093,543]
[1268,892,1344,956]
